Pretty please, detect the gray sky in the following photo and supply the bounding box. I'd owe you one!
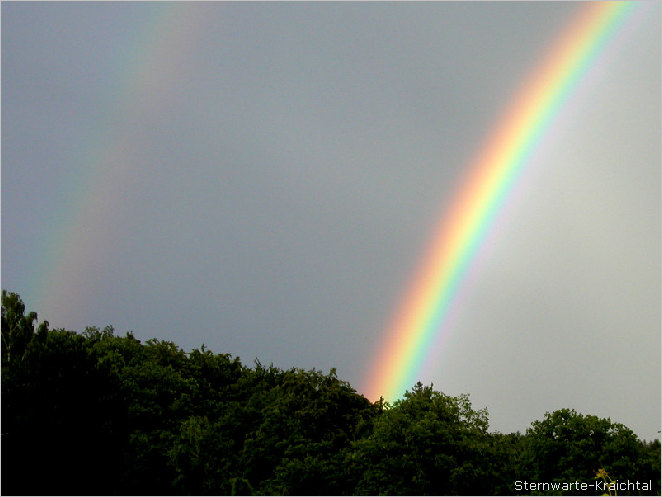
[2,2,659,440]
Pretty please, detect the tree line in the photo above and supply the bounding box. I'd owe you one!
[2,290,660,495]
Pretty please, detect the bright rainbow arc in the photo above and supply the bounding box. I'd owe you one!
[363,2,638,402]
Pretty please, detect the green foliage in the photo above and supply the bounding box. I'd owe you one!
[350,382,495,495]
[1,289,47,364]
[595,468,618,496]
[2,291,660,495]
[2,294,127,494]
[519,408,655,494]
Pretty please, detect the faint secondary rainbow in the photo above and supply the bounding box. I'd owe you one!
[363,1,639,402]
[31,4,212,329]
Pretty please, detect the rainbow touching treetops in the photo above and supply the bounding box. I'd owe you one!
[363,2,638,402]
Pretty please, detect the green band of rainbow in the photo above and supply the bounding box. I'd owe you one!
[363,1,638,402]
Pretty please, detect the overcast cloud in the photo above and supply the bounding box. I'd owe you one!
[2,2,659,440]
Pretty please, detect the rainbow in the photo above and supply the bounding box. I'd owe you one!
[363,2,639,402]
[32,4,211,328]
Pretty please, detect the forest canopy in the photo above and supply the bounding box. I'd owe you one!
[2,290,660,495]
